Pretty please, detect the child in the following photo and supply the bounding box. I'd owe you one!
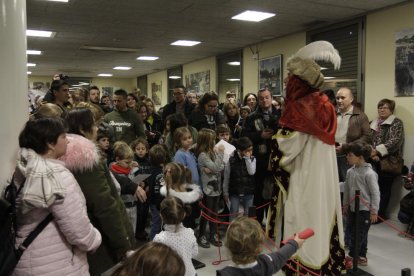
[130,138,152,240]
[342,141,380,268]
[216,124,232,144]
[111,242,185,276]
[239,105,250,125]
[196,128,225,248]
[97,122,115,166]
[173,126,200,185]
[223,137,256,220]
[154,196,198,276]
[143,144,170,240]
[130,137,152,174]
[160,162,202,230]
[109,141,145,233]
[217,216,304,276]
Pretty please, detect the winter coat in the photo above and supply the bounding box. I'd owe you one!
[60,134,135,276]
[13,158,101,276]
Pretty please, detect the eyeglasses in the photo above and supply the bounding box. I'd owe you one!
[378,106,390,110]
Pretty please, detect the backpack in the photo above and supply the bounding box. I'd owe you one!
[0,177,53,276]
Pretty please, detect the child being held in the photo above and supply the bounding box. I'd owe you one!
[109,141,146,233]
[342,141,380,268]
[223,137,256,220]
[216,124,232,144]
[217,216,304,276]
[154,196,198,276]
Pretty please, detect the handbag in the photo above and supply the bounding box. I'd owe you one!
[400,191,414,215]
[379,155,403,175]
[0,178,53,276]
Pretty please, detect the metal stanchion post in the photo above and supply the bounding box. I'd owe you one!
[352,190,360,275]
[401,268,411,276]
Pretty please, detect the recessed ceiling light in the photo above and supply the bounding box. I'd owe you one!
[169,76,181,79]
[27,50,43,55]
[170,40,201,47]
[320,67,328,70]
[227,78,240,82]
[46,0,69,2]
[227,61,240,66]
[137,56,159,61]
[27,63,36,67]
[324,77,336,79]
[26,30,55,38]
[27,71,32,75]
[232,10,276,22]
[78,82,89,85]
[113,66,132,70]
[98,73,113,77]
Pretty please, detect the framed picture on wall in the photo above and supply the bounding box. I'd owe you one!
[185,70,210,94]
[151,80,162,105]
[395,28,414,96]
[259,55,283,96]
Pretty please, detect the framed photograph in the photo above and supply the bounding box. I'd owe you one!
[151,80,162,105]
[185,70,210,94]
[259,55,283,96]
[395,29,414,96]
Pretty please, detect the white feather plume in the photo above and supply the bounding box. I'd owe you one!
[294,41,341,70]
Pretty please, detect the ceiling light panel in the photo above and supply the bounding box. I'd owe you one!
[27,71,32,75]
[232,10,276,22]
[27,63,36,67]
[46,0,69,2]
[27,50,43,55]
[98,73,112,77]
[137,56,159,61]
[113,66,132,70]
[169,76,181,79]
[227,61,240,66]
[170,40,201,47]
[26,30,55,38]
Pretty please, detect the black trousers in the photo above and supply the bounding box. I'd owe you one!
[349,210,371,258]
[377,172,396,219]
[199,195,220,239]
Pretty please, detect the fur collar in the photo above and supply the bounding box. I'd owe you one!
[59,133,100,172]
[160,183,201,204]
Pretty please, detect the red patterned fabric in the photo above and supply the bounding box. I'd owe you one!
[279,75,337,145]
[110,163,131,175]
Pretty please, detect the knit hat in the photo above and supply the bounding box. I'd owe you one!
[286,41,341,88]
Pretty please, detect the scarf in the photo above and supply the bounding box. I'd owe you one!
[16,148,66,214]
[111,163,131,175]
[279,75,337,145]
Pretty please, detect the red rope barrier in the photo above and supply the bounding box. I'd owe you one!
[358,196,414,239]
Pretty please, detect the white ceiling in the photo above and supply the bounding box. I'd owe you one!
[26,0,409,78]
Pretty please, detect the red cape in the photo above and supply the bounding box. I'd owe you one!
[279,75,336,145]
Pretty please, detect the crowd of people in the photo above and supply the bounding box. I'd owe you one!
[6,41,412,276]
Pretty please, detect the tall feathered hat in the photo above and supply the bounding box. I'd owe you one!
[286,41,341,88]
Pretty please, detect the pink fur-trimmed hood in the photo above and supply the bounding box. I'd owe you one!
[59,133,100,172]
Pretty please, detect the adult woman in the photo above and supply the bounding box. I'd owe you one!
[60,108,138,275]
[243,93,258,113]
[370,98,405,220]
[223,102,242,138]
[143,98,163,144]
[13,118,101,275]
[127,93,140,113]
[190,91,226,131]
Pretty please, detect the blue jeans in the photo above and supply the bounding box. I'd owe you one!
[230,194,254,221]
[150,204,162,240]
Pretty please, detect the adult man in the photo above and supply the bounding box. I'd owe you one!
[161,85,194,123]
[89,86,107,114]
[104,89,145,144]
[186,90,198,105]
[267,41,345,275]
[44,79,70,112]
[241,88,280,225]
[335,87,371,182]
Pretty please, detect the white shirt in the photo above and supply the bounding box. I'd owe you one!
[154,223,198,276]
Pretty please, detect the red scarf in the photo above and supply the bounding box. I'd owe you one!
[279,75,337,145]
[111,163,131,175]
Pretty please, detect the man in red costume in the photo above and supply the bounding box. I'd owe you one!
[267,41,346,275]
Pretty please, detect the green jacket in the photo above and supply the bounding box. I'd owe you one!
[60,134,135,275]
[104,108,145,144]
